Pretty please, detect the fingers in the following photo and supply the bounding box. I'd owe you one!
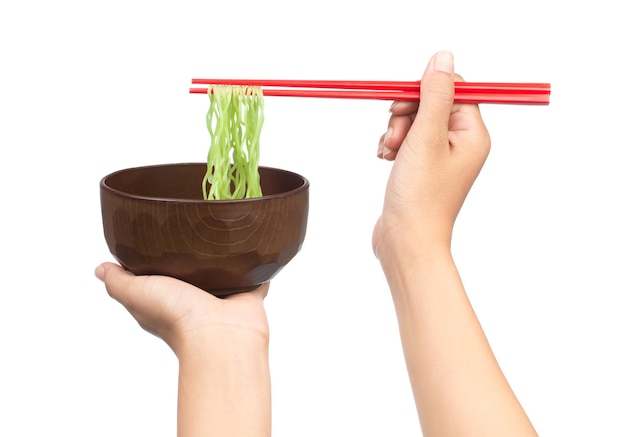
[95,262,161,312]
[94,263,271,349]
[389,100,419,115]
[378,101,419,159]
[95,262,138,307]
[253,282,270,300]
[95,262,206,323]
[407,50,455,148]
[377,51,456,160]
[96,262,268,312]
[95,262,162,326]
[225,282,270,303]
[378,115,413,160]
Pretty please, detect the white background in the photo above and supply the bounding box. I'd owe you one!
[1,1,624,436]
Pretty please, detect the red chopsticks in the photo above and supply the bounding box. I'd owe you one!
[190,79,551,105]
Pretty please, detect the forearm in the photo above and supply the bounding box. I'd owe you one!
[381,241,536,437]
[176,328,271,437]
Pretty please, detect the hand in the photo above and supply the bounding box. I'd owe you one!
[372,50,491,260]
[94,262,270,356]
[371,52,537,436]
[96,262,272,436]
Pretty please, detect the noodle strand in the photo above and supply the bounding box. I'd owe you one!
[203,85,264,200]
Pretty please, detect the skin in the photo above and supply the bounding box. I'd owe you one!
[372,50,537,436]
[94,265,271,437]
[95,50,537,436]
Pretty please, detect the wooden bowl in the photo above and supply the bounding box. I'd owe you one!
[100,163,309,297]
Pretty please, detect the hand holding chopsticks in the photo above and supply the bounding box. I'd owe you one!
[190,78,551,105]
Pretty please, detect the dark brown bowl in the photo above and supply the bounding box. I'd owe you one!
[100,163,309,297]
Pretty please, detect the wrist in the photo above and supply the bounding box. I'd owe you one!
[375,215,452,264]
[374,221,454,295]
[176,325,271,437]
[175,323,269,361]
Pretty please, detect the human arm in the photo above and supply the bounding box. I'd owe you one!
[372,51,537,436]
[95,262,271,437]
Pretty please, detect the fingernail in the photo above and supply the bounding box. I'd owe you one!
[383,127,393,145]
[388,101,397,112]
[382,146,392,159]
[95,264,105,281]
[377,141,384,158]
[433,50,454,74]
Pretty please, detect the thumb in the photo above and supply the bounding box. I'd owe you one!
[407,50,456,146]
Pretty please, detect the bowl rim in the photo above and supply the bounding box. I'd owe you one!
[100,162,309,203]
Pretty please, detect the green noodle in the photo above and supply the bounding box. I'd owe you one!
[203,85,264,200]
